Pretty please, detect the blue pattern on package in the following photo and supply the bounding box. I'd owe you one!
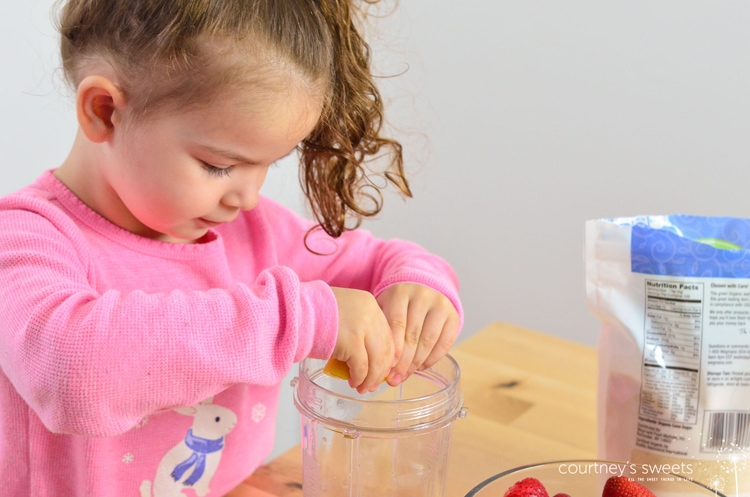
[629,215,750,278]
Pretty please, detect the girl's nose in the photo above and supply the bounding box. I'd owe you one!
[222,167,268,211]
[222,190,258,211]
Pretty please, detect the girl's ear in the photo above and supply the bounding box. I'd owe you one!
[76,75,127,143]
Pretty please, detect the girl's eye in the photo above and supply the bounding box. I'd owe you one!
[201,161,232,178]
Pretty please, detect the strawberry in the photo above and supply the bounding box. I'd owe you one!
[504,477,549,497]
[602,476,656,497]
[552,494,571,497]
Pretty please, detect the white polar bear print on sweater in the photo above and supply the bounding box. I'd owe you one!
[140,397,237,497]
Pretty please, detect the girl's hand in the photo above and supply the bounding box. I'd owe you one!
[376,283,460,386]
[330,287,395,394]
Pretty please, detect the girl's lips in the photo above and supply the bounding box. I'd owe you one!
[197,218,222,228]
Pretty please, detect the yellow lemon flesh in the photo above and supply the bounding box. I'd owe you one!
[323,358,351,380]
[323,358,389,383]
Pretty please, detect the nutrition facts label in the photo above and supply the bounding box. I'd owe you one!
[639,280,703,424]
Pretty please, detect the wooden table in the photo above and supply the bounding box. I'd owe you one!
[226,321,598,497]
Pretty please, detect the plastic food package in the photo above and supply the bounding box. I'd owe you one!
[586,215,750,497]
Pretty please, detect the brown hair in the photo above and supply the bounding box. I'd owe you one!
[56,0,411,238]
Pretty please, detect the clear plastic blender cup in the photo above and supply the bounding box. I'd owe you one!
[292,354,467,497]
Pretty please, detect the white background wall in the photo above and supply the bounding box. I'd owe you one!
[4,0,750,458]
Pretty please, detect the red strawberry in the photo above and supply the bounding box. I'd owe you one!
[552,494,571,497]
[602,476,656,497]
[504,477,550,497]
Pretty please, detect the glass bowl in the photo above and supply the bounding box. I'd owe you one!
[465,460,727,496]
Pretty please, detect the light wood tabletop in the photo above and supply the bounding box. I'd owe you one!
[226,321,598,497]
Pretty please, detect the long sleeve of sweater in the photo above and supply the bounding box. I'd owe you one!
[0,193,337,437]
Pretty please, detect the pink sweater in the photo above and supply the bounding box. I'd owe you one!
[0,171,462,496]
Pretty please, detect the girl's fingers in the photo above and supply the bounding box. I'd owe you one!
[331,286,396,393]
[379,296,407,371]
[419,312,460,371]
[390,299,428,381]
[360,332,393,393]
[377,283,460,386]
[407,310,445,375]
[346,351,368,391]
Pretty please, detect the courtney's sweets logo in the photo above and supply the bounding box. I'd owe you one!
[557,462,694,477]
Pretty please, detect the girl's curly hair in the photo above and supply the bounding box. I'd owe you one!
[57,0,411,239]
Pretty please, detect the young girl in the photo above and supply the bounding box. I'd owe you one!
[0,0,462,495]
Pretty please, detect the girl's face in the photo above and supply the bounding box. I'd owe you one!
[102,85,322,243]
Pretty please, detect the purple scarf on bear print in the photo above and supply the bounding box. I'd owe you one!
[170,429,224,485]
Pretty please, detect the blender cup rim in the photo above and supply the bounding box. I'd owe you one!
[300,354,461,405]
[293,389,466,435]
[293,353,465,434]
